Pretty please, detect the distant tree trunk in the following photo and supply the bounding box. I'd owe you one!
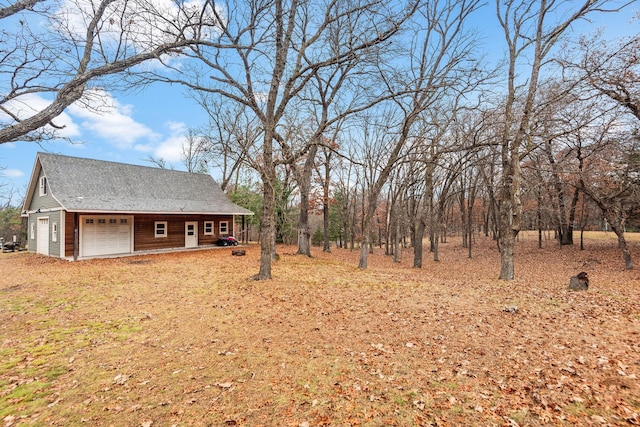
[413,220,426,268]
[297,199,311,255]
[545,139,573,246]
[598,206,633,270]
[394,213,402,263]
[467,182,477,259]
[350,192,357,251]
[431,195,443,262]
[580,185,633,270]
[459,183,468,249]
[413,161,434,268]
[296,144,318,257]
[612,224,633,270]
[537,192,543,249]
[432,224,440,262]
[359,234,370,269]
[567,185,580,244]
[322,159,331,252]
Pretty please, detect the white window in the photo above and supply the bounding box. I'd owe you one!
[39,176,48,196]
[30,222,35,239]
[155,221,168,238]
[204,221,214,235]
[219,221,229,235]
[52,223,58,242]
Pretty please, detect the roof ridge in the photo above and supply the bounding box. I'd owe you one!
[37,152,209,177]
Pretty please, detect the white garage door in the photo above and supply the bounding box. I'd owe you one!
[81,216,132,257]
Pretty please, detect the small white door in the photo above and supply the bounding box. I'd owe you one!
[185,222,198,248]
[37,217,49,255]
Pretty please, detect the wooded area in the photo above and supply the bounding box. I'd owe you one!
[1,0,639,279]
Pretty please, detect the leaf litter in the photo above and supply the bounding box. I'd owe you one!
[0,232,638,426]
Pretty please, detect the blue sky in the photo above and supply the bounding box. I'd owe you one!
[1,1,638,203]
[0,84,208,200]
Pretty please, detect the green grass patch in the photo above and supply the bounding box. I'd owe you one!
[430,380,459,391]
[507,409,532,425]
[0,380,52,419]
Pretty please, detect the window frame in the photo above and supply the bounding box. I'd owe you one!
[155,221,168,238]
[204,221,214,235]
[39,176,48,196]
[52,222,58,242]
[219,221,229,235]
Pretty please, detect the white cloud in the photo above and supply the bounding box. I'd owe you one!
[1,169,24,178]
[68,89,160,148]
[150,121,189,162]
[0,89,161,150]
[154,134,186,162]
[0,93,80,139]
[0,88,159,150]
[54,0,224,54]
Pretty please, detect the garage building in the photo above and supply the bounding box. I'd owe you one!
[22,153,253,260]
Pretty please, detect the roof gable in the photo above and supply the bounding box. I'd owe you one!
[24,153,253,215]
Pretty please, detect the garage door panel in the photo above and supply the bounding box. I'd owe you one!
[82,216,132,257]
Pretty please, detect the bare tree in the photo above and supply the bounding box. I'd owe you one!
[575,25,640,120]
[147,0,418,279]
[194,99,261,191]
[0,0,218,144]
[315,138,339,253]
[356,0,483,269]
[181,129,211,174]
[576,116,639,269]
[493,0,622,280]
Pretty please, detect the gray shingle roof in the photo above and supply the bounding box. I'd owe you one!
[32,152,254,215]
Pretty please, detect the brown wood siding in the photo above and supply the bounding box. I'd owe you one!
[62,212,234,256]
[64,212,75,257]
[133,214,233,252]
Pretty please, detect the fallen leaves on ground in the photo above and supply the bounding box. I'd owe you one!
[0,233,638,426]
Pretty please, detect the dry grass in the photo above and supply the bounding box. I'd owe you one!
[0,233,639,426]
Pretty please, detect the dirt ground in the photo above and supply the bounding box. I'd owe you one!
[0,233,639,426]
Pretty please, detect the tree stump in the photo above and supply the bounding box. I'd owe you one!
[568,271,589,291]
[232,249,246,256]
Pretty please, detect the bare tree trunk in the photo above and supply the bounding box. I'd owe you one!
[611,224,633,270]
[296,144,318,257]
[394,213,402,263]
[257,135,276,279]
[537,190,543,249]
[567,186,580,244]
[459,185,468,249]
[359,235,369,269]
[413,220,426,267]
[495,0,604,279]
[432,224,440,262]
[413,161,434,268]
[350,192,357,251]
[498,159,520,280]
[545,139,573,245]
[322,196,331,252]
[297,203,311,256]
[467,185,477,259]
